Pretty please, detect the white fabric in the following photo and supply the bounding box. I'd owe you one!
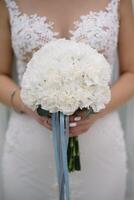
[2,111,127,200]
[119,99,134,200]
[0,104,9,200]
[1,0,128,199]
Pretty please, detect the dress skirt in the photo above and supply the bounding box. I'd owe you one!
[2,111,127,200]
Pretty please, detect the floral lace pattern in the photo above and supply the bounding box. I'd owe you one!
[5,0,120,84]
[70,0,120,65]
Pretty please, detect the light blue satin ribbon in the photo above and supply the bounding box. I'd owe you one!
[52,112,70,200]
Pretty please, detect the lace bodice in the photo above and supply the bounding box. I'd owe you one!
[5,0,120,84]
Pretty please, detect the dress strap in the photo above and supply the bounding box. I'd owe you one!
[104,0,120,18]
[107,0,120,10]
[4,0,21,19]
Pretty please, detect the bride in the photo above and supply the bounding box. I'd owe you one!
[0,0,134,199]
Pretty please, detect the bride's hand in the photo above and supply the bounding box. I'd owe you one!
[23,105,52,131]
[69,109,101,136]
[14,89,52,131]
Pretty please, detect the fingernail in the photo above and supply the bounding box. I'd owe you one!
[69,122,77,127]
[74,116,81,121]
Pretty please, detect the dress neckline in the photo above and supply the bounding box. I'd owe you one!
[7,0,119,39]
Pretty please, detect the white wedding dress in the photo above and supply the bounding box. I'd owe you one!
[2,0,127,199]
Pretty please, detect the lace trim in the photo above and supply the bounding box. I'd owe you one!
[4,0,120,84]
[70,0,120,64]
[70,0,120,34]
[5,0,120,37]
[5,0,59,37]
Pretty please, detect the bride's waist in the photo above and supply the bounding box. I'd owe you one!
[8,110,122,130]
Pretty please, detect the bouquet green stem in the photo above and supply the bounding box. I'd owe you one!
[67,136,81,172]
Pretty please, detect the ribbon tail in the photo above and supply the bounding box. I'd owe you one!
[52,112,70,200]
[60,112,70,200]
[52,113,60,185]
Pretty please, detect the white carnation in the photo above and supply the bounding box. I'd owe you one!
[21,39,111,115]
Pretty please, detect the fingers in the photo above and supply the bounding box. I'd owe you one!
[69,109,82,122]
[69,115,97,136]
[76,116,97,126]
[33,114,52,131]
[69,114,96,128]
[33,109,96,134]
[69,119,89,136]
[43,118,52,130]
[69,115,81,123]
[41,117,52,130]
[69,126,89,136]
[69,109,93,123]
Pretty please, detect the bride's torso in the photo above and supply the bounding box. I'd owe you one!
[5,0,120,83]
[2,2,128,200]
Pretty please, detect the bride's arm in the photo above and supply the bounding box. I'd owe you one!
[102,0,134,114]
[0,1,19,108]
[0,1,51,130]
[70,0,134,136]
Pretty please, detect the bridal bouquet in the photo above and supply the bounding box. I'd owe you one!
[20,39,111,200]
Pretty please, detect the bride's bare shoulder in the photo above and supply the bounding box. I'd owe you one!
[119,0,133,13]
[0,0,9,20]
[0,0,11,36]
[118,0,134,75]
[0,0,13,76]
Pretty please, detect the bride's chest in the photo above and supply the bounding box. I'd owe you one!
[7,0,120,63]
